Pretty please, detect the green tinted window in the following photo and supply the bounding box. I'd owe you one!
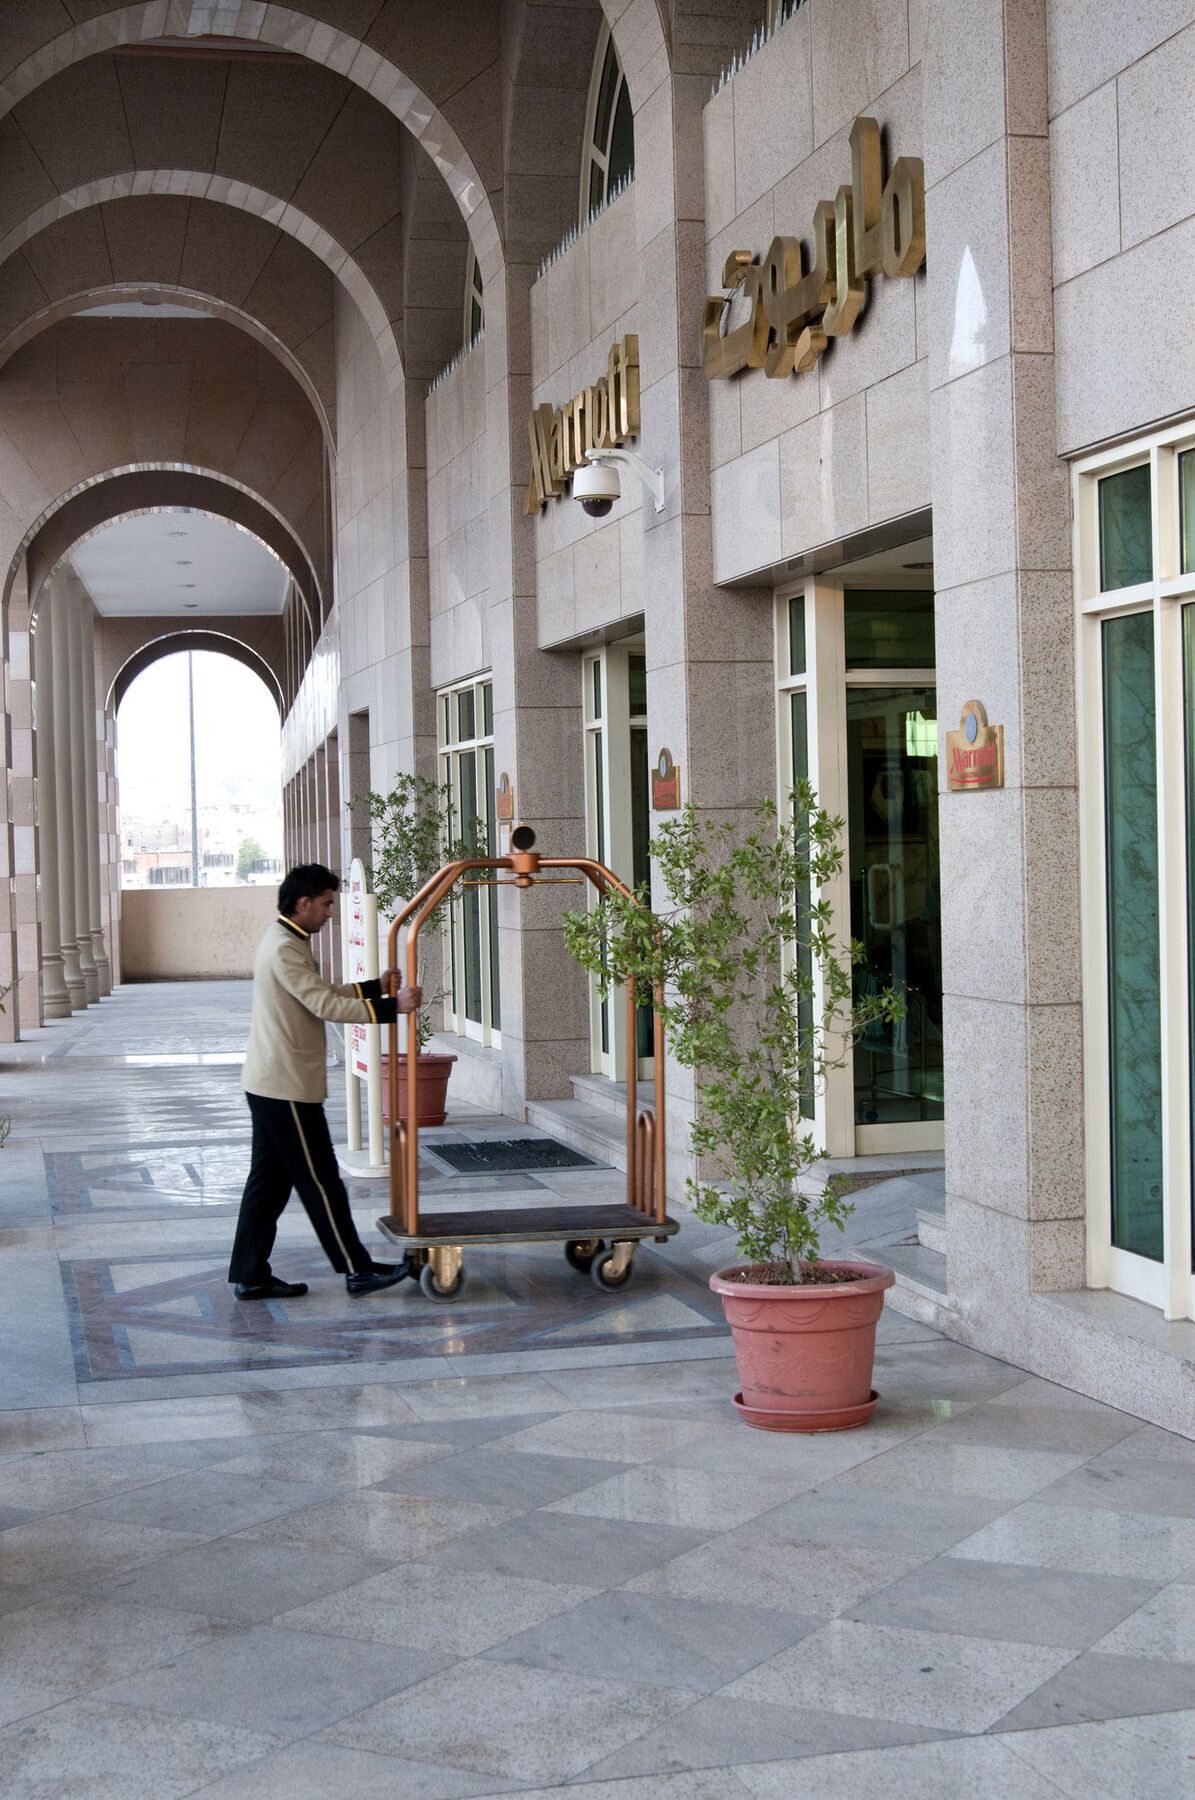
[1181,451,1195,575]
[788,595,806,676]
[844,591,935,669]
[1103,611,1162,1260]
[1099,465,1152,592]
[628,653,647,714]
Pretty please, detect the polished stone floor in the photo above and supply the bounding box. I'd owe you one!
[1,983,1193,1798]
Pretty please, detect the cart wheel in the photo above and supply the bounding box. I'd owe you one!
[419,1261,465,1300]
[591,1250,634,1291]
[564,1238,605,1273]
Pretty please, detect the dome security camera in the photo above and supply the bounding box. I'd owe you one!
[573,461,620,517]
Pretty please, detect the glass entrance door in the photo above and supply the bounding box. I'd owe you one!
[846,687,943,1128]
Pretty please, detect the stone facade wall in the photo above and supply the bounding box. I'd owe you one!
[702,8,930,580]
[120,886,276,981]
[427,342,491,688]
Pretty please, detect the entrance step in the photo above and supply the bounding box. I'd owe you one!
[569,1072,654,1120]
[916,1204,947,1256]
[883,1240,949,1329]
[524,1098,630,1171]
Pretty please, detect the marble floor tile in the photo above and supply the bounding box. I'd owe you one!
[78,1468,338,1536]
[213,1427,462,1486]
[0,1696,284,1800]
[720,1617,1072,1733]
[925,1398,1141,1456]
[186,1739,521,1799]
[1094,1582,1195,1661]
[90,1536,393,1622]
[545,1462,809,1531]
[949,1499,1195,1581]
[646,1417,923,1480]
[626,1532,924,1618]
[321,1655,700,1784]
[0,1513,202,1589]
[0,1446,184,1513]
[276,1561,593,1656]
[484,1589,819,1693]
[731,1734,1071,1799]
[374,1446,628,1508]
[998,1709,1195,1800]
[743,1480,1002,1554]
[0,1676,67,1727]
[425,1506,708,1587]
[572,1695,947,1782]
[0,1595,238,1695]
[834,1437,1088,1505]
[91,1622,448,1737]
[848,1553,1158,1648]
[1114,1425,1195,1466]
[234,1487,512,1558]
[0,1407,85,1455]
[461,1774,756,1800]
[1034,1453,1195,1519]
[993,1648,1195,1729]
[400,1373,582,1421]
[496,1408,717,1463]
[369,1411,559,1448]
[543,1359,740,1410]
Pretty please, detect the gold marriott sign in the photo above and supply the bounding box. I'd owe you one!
[526,335,640,513]
[702,116,925,381]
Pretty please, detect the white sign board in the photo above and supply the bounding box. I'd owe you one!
[346,858,373,1079]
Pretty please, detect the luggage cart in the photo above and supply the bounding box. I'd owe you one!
[376,827,678,1298]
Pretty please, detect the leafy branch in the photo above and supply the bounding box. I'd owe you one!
[563,785,902,1282]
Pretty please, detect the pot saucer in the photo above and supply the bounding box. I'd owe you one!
[732,1389,880,1433]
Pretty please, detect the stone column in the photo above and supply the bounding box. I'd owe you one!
[7,570,43,1032]
[80,597,110,994]
[49,583,85,1010]
[32,606,71,1018]
[924,0,1081,1333]
[66,584,99,1003]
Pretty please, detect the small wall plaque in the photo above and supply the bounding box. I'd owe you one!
[495,773,514,854]
[652,747,681,810]
[946,700,1004,792]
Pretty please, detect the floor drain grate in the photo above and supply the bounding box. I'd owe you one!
[431,1137,598,1174]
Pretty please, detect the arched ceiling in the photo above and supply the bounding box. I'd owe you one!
[69,510,289,618]
[108,626,285,713]
[0,194,338,423]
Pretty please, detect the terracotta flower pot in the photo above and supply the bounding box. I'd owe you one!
[380,1052,457,1128]
[709,1259,896,1432]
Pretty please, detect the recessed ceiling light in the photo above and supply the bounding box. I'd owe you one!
[167,530,187,538]
[183,601,199,609]
[181,583,196,589]
[175,559,192,566]
[905,560,933,570]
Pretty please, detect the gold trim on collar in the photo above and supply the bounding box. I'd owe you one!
[278,913,310,939]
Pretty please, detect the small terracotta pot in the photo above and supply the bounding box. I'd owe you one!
[709,1260,896,1432]
[380,1052,457,1128]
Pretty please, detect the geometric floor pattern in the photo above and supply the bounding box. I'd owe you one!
[2,981,1193,1797]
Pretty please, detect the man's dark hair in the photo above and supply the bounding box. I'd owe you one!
[278,864,340,917]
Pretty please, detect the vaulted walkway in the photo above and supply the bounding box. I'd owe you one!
[0,985,1190,1797]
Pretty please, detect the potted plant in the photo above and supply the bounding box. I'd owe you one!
[564,784,902,1432]
[352,773,471,1128]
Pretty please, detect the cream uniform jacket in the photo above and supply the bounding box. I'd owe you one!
[242,915,388,1104]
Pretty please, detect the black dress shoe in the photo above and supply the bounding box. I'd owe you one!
[234,1277,309,1300]
[346,1256,417,1296]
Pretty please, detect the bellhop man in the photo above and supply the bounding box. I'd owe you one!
[229,863,421,1299]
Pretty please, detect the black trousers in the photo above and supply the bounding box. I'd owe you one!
[228,1093,373,1282]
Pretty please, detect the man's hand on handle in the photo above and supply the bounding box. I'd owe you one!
[382,969,422,1015]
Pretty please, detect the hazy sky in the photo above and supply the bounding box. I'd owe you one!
[117,651,282,826]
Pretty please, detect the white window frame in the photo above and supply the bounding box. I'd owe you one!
[583,639,652,1082]
[775,579,942,1157]
[437,674,500,1048]
[579,22,632,223]
[1075,422,1195,1321]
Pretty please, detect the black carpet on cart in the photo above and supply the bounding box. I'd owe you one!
[431,1137,598,1173]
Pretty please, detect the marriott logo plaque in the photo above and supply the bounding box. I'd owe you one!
[525,335,640,513]
[946,701,1004,792]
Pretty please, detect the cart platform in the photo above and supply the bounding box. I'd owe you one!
[376,1202,678,1297]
